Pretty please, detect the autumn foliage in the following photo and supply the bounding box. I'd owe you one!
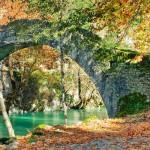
[9,45,59,71]
[0,0,39,25]
[94,0,150,53]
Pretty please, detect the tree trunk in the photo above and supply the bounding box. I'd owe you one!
[77,69,82,102]
[0,61,15,138]
[0,93,15,138]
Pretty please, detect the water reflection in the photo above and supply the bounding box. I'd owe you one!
[0,107,108,137]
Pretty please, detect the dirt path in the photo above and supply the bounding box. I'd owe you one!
[52,136,150,150]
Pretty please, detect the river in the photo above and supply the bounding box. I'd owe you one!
[0,107,108,137]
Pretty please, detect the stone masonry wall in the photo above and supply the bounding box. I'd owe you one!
[100,63,150,117]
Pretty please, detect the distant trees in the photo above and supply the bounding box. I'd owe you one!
[93,0,150,54]
[6,46,59,112]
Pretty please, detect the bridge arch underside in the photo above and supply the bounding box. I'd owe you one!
[0,43,109,113]
[1,19,150,117]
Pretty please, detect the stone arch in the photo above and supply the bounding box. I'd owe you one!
[5,45,105,111]
[0,19,122,117]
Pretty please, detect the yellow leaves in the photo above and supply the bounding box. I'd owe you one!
[42,45,50,50]
[94,0,141,36]
[125,2,150,53]
[94,0,150,54]
[113,2,120,10]
[130,54,143,64]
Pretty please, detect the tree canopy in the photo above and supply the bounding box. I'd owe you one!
[25,0,150,63]
[0,0,149,62]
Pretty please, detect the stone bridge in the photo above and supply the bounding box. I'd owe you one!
[0,19,150,117]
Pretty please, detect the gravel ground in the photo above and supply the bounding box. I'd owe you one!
[33,136,150,150]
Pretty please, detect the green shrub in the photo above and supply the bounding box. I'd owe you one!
[117,92,150,117]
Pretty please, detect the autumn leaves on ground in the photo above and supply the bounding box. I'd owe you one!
[1,109,149,150]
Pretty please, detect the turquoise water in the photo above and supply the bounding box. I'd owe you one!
[0,108,108,137]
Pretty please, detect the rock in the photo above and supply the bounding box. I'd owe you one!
[6,141,19,150]
[71,144,82,150]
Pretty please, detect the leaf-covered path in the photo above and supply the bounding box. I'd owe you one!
[1,109,150,150]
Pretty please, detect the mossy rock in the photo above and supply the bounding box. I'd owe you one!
[31,124,49,136]
[37,124,47,129]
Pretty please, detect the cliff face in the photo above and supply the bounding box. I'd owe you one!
[71,52,150,117]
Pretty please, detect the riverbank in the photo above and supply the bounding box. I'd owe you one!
[0,108,108,138]
[1,109,150,150]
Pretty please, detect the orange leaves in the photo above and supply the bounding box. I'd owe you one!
[124,122,150,137]
[38,45,59,69]
[119,0,129,4]
[130,54,143,63]
[10,45,59,71]
[0,0,26,24]
[0,0,39,25]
